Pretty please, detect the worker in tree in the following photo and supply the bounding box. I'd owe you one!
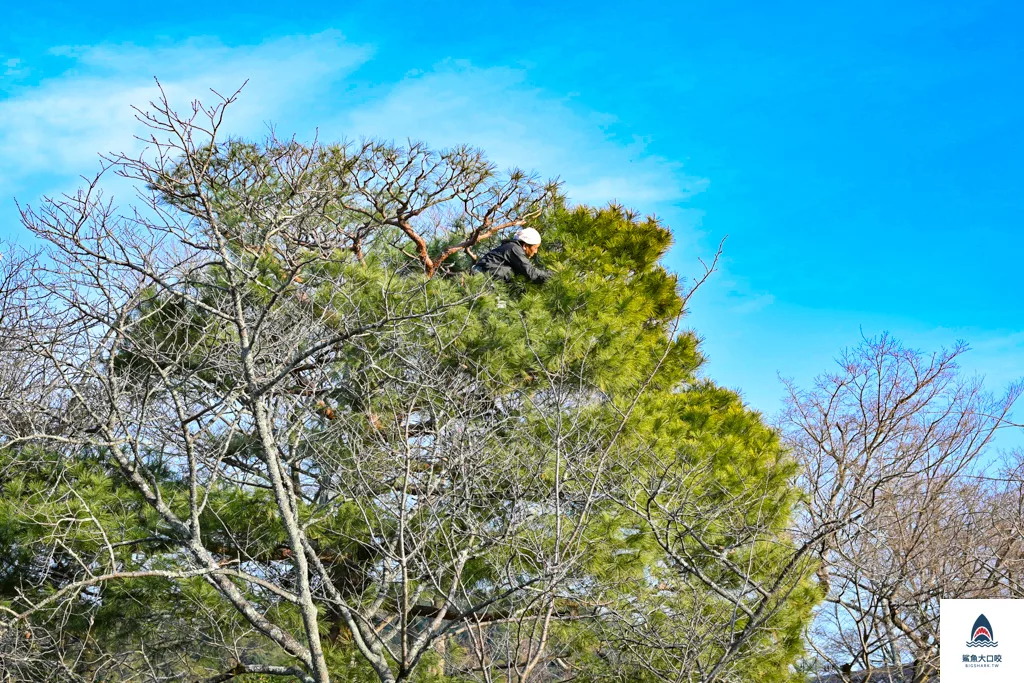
[472,227,551,284]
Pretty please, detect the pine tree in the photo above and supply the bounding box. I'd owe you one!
[0,91,816,682]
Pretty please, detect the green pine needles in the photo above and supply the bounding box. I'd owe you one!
[0,90,817,683]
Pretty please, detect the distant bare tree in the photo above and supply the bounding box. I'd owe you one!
[781,335,1023,683]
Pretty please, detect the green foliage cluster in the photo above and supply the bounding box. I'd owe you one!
[0,136,817,682]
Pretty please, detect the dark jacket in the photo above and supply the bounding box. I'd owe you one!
[473,240,551,284]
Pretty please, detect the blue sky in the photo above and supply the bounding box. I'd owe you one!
[2,1,1022,448]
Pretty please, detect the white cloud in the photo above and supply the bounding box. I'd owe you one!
[1,37,702,233]
[0,32,371,195]
[338,61,707,210]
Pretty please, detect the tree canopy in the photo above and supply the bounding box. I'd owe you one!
[0,89,818,683]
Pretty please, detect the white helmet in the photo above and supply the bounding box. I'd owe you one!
[515,227,542,245]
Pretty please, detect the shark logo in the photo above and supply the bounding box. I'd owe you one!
[966,614,999,648]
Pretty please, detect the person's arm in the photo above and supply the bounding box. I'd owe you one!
[508,243,551,283]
